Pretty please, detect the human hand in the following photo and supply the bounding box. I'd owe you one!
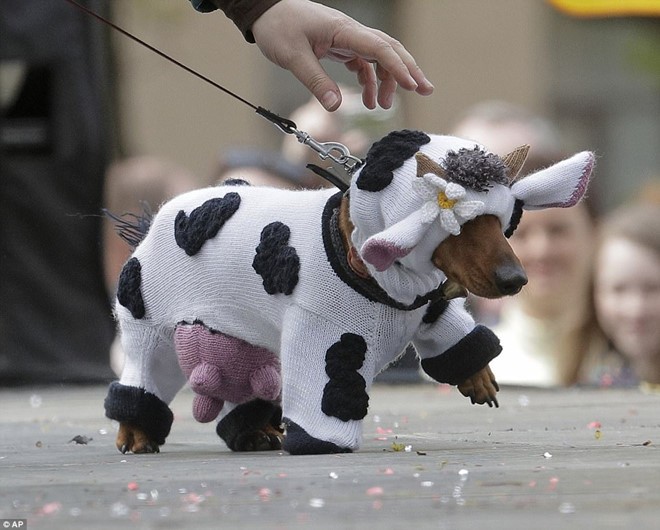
[251,0,434,111]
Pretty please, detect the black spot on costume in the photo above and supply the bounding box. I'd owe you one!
[356,130,431,192]
[321,333,369,421]
[174,192,241,256]
[117,257,145,319]
[252,222,300,295]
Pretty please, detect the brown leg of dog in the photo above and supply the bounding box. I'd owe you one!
[116,422,160,454]
[457,365,500,408]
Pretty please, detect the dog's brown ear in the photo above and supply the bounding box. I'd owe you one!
[415,152,446,178]
[502,145,530,184]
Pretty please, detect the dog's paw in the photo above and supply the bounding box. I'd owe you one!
[116,422,161,454]
[233,423,284,452]
[457,365,500,408]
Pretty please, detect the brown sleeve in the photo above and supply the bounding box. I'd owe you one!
[211,0,282,43]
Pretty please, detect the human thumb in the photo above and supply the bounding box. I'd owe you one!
[288,52,342,111]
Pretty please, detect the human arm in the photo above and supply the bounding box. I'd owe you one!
[191,0,434,111]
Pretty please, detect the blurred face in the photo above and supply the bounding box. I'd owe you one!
[509,205,593,307]
[594,237,660,362]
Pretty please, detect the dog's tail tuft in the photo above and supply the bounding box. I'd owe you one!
[103,201,153,249]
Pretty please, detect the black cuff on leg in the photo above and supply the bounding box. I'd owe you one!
[420,325,502,386]
[283,419,352,455]
[104,382,174,445]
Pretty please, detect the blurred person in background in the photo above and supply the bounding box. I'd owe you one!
[593,202,660,392]
[451,100,607,387]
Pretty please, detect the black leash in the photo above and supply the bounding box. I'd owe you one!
[64,0,361,188]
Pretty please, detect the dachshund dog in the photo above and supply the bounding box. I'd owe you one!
[105,130,594,455]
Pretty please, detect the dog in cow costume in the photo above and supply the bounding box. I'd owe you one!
[105,130,594,455]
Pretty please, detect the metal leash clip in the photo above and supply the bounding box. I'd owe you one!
[256,106,362,190]
[291,130,363,176]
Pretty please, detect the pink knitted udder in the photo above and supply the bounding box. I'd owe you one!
[175,322,281,423]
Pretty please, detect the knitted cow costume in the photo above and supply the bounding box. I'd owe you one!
[105,130,594,455]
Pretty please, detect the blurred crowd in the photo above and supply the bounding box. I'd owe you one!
[452,101,660,393]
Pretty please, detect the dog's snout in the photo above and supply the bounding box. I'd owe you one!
[494,265,528,296]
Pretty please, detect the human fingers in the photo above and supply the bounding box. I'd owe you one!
[374,63,398,109]
[331,26,434,96]
[345,57,378,110]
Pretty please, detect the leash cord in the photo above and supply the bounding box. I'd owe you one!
[64,0,360,183]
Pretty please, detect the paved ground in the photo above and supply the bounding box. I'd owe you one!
[1,382,658,529]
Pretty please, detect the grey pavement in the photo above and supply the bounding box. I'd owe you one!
[1,383,658,530]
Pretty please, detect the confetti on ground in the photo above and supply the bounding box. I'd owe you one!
[329,472,338,479]
[391,442,406,452]
[110,502,129,518]
[559,502,576,514]
[543,452,553,459]
[381,468,394,475]
[309,498,325,508]
[181,492,205,512]
[376,427,393,435]
[642,440,652,446]
[39,502,62,516]
[587,421,602,429]
[366,486,384,497]
[594,429,602,440]
[127,482,139,491]
[258,488,272,502]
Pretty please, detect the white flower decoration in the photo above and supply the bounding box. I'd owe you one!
[412,173,485,235]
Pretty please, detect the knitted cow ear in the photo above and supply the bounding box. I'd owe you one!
[360,209,429,271]
[511,151,595,210]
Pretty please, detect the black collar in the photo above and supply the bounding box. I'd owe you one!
[321,192,447,312]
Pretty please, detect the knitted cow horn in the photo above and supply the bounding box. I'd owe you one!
[502,144,530,184]
[415,152,446,178]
